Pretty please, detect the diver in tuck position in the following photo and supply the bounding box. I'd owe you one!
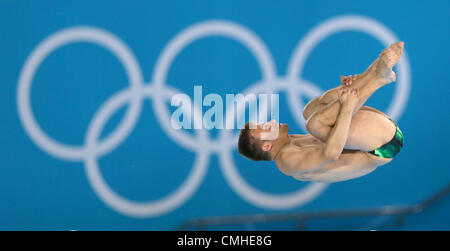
[238,42,405,183]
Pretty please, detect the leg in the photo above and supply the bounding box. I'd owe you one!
[303,74,379,120]
[303,42,404,120]
[303,74,367,119]
[307,98,396,151]
[303,89,337,120]
[306,42,404,151]
[306,75,388,136]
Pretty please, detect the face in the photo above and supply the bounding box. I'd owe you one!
[249,119,289,143]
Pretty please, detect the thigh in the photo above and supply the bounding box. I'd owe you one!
[303,96,327,120]
[345,110,396,151]
[360,106,389,117]
[303,87,341,120]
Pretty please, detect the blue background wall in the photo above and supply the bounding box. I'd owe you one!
[0,0,449,230]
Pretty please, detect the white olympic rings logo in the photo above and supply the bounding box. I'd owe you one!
[17,15,411,218]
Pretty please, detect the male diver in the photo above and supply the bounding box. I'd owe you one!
[238,42,404,183]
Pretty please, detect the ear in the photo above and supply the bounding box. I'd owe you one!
[261,141,273,152]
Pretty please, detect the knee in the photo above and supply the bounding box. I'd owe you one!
[306,115,329,141]
[305,115,320,133]
[303,97,320,120]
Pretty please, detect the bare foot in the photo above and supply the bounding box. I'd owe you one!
[372,42,404,83]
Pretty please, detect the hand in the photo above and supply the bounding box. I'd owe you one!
[340,74,360,87]
[338,88,360,108]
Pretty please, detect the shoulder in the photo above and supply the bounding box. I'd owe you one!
[276,143,329,175]
[274,145,308,175]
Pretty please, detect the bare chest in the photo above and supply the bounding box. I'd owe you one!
[290,134,324,147]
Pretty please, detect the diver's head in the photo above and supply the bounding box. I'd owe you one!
[238,120,289,161]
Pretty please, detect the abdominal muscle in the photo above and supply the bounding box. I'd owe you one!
[291,150,392,183]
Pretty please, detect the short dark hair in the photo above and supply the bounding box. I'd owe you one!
[238,123,272,161]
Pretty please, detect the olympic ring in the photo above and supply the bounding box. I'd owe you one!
[17,15,411,217]
[17,27,144,161]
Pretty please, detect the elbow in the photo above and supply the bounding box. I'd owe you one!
[328,154,340,161]
[323,150,341,161]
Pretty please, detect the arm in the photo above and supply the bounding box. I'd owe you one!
[321,102,353,160]
[280,89,358,175]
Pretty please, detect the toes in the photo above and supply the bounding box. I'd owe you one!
[390,42,404,56]
[393,41,404,48]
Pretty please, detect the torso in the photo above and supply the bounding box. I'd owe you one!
[274,108,396,183]
[289,134,323,147]
[276,133,392,183]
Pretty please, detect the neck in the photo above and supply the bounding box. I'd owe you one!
[270,134,291,161]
